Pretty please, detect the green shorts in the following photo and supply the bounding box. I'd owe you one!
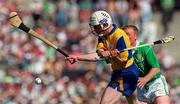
[137,75,169,103]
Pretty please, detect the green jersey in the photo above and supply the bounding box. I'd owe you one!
[133,42,161,82]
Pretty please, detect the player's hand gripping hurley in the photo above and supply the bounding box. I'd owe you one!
[9,12,75,64]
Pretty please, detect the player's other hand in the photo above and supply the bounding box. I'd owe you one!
[98,50,111,58]
[137,77,148,89]
[110,49,119,57]
[66,55,78,64]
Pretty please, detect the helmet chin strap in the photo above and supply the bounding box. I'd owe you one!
[98,29,107,37]
[99,33,104,37]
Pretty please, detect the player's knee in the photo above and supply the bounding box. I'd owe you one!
[100,100,112,104]
[100,97,117,104]
[155,95,170,104]
[100,101,108,104]
[126,93,139,104]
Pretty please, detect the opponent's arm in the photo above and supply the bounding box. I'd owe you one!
[138,46,161,89]
[144,68,160,81]
[138,68,160,89]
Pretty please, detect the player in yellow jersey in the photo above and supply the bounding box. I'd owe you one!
[67,10,139,104]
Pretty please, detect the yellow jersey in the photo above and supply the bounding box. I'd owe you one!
[97,25,133,70]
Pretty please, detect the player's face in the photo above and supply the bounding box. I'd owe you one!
[124,28,137,46]
[93,25,104,34]
[90,24,107,37]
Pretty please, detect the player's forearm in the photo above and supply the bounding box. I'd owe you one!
[77,53,101,62]
[144,68,160,82]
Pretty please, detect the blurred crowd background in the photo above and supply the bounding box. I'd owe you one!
[0,0,179,104]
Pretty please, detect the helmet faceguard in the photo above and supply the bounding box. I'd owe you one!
[89,11,112,37]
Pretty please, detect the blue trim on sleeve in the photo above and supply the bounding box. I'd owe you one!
[116,37,127,51]
[128,50,133,59]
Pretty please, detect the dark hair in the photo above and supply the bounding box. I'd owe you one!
[122,25,139,35]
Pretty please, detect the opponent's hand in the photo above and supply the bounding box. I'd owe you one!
[137,77,148,89]
[66,55,78,64]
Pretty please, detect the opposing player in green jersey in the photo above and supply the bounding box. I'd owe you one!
[122,25,170,104]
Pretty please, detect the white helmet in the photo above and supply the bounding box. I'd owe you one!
[89,10,112,36]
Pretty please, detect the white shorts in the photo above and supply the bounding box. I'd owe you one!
[137,75,169,103]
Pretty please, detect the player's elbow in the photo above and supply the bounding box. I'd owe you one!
[152,68,161,73]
